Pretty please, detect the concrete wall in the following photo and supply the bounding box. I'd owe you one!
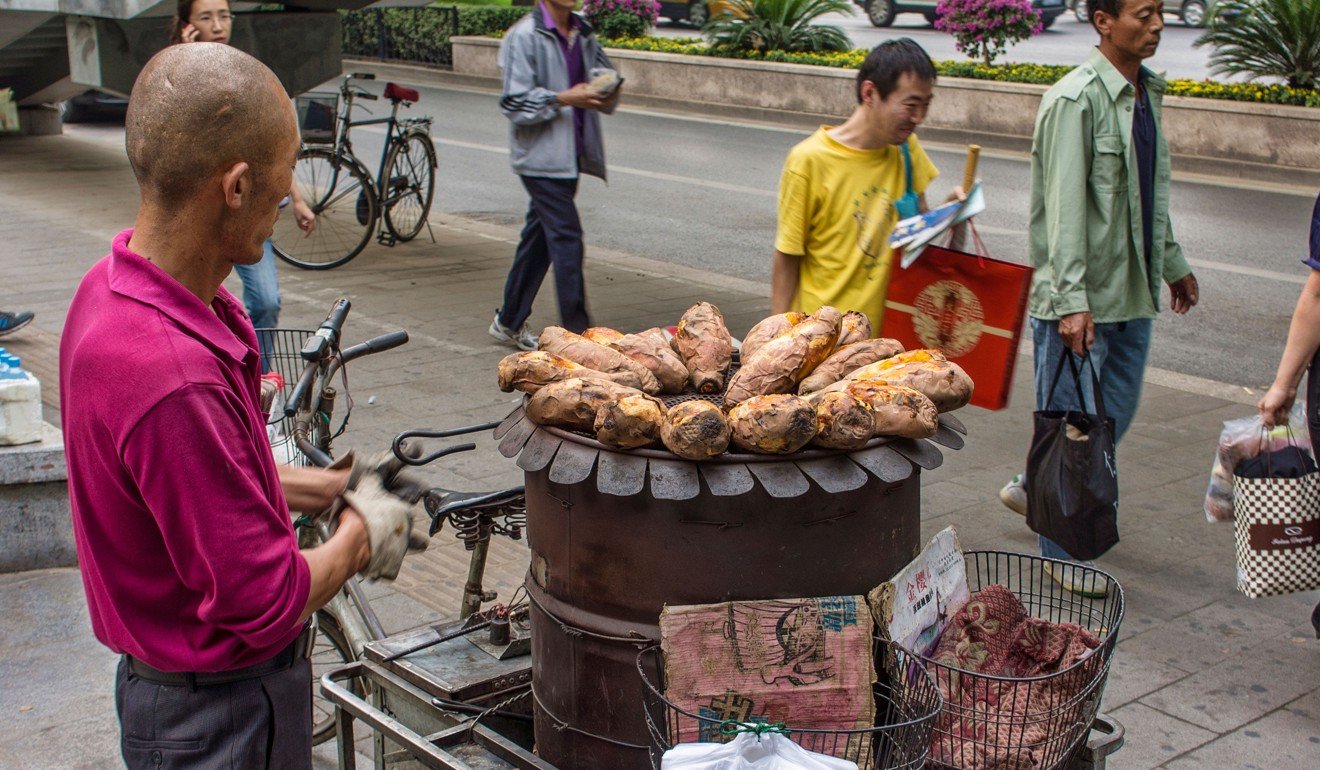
[0,423,74,573]
[453,37,1319,186]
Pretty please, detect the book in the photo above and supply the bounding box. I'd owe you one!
[889,181,986,268]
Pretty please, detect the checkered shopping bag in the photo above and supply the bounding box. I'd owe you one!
[1233,466,1320,598]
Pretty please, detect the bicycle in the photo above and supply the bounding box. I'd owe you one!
[263,301,529,745]
[272,72,437,271]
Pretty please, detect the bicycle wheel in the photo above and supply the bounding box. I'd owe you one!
[311,609,360,745]
[382,131,436,242]
[273,147,377,270]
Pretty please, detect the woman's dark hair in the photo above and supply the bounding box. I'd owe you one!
[855,39,937,104]
[169,0,231,45]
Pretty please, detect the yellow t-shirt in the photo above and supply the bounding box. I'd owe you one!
[775,127,939,331]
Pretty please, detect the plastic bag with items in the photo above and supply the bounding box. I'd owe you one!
[662,730,859,770]
[1205,404,1308,522]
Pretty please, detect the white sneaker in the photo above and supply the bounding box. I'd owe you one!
[999,474,1028,516]
[489,315,538,351]
[1043,560,1110,599]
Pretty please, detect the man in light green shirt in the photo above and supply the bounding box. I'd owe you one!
[1000,0,1200,595]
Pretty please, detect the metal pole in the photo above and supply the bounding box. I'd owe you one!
[375,8,386,60]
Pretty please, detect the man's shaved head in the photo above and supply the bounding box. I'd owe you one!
[125,43,295,203]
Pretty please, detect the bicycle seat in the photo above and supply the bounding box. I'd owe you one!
[385,82,420,104]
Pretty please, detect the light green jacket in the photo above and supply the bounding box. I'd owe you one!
[1027,49,1192,322]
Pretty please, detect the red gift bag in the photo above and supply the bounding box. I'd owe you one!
[880,237,1032,411]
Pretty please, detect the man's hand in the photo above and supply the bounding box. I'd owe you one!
[342,475,428,581]
[600,83,623,110]
[944,186,967,204]
[1259,383,1297,429]
[293,199,316,236]
[556,83,607,110]
[1169,273,1199,314]
[1058,311,1095,356]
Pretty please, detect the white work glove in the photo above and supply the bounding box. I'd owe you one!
[327,448,427,504]
[341,474,429,581]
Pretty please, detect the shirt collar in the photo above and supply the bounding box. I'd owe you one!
[1086,48,1164,102]
[106,229,258,366]
[539,2,577,35]
[535,3,591,38]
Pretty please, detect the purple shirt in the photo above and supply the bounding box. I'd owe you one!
[60,230,310,672]
[541,3,586,158]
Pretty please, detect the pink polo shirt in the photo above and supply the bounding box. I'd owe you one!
[60,230,310,672]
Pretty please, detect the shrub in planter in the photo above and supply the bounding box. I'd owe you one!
[584,0,661,39]
[935,0,1042,67]
[1195,0,1320,90]
[703,0,854,53]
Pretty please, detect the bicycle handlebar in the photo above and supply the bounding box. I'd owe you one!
[341,331,409,365]
[391,421,506,467]
[285,298,352,417]
[349,72,377,81]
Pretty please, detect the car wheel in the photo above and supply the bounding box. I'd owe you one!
[867,0,896,27]
[1181,0,1207,26]
[923,11,939,26]
[688,0,708,27]
[1073,0,1088,23]
[1041,11,1057,29]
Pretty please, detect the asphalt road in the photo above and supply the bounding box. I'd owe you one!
[655,11,1221,81]
[63,77,1315,393]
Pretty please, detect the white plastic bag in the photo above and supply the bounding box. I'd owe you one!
[662,730,859,770]
[1205,404,1308,522]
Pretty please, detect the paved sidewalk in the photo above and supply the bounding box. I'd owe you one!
[1,129,1316,769]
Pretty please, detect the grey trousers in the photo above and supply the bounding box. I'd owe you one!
[115,656,312,769]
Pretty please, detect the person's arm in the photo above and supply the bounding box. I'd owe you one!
[277,464,348,513]
[288,183,315,234]
[1037,97,1094,354]
[498,32,602,124]
[1260,269,1320,427]
[771,250,801,315]
[1160,218,1197,314]
[299,509,369,621]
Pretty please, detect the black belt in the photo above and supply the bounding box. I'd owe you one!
[126,622,315,689]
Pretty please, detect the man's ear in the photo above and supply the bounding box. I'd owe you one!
[1093,10,1114,38]
[221,162,251,211]
[859,79,878,108]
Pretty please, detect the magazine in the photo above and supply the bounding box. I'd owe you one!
[890,181,986,268]
[867,526,970,656]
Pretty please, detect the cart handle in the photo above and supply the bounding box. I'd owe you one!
[1083,712,1125,764]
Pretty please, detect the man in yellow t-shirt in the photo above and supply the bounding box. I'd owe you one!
[772,39,959,332]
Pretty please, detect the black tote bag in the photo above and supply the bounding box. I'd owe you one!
[1026,352,1120,561]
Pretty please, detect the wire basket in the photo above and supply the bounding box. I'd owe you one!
[295,93,338,145]
[255,328,316,466]
[918,551,1125,770]
[637,640,942,770]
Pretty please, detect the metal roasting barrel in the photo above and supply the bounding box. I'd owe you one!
[494,405,967,770]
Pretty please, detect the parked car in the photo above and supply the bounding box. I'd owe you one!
[60,90,128,123]
[856,0,1068,27]
[1072,0,1241,27]
[659,0,737,27]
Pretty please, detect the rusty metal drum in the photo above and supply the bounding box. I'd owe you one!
[494,405,966,769]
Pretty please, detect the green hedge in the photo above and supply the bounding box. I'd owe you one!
[341,6,528,64]
[600,36,1320,108]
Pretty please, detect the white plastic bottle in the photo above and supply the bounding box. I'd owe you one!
[0,353,42,445]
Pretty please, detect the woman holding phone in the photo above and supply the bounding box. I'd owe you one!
[171,0,316,360]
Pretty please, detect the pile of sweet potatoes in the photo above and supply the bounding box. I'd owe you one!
[497,302,974,458]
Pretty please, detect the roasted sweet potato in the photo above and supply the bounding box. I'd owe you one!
[582,327,624,346]
[594,394,667,449]
[870,361,974,413]
[844,348,948,382]
[497,351,644,394]
[525,378,646,432]
[727,395,818,454]
[723,306,842,407]
[660,400,731,460]
[836,311,873,347]
[811,392,875,450]
[832,380,938,439]
[539,326,662,395]
[609,330,690,394]
[672,302,734,394]
[797,338,906,394]
[740,312,807,361]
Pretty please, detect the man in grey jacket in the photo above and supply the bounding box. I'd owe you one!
[490,0,621,348]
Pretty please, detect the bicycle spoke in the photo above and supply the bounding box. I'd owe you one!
[272,148,376,269]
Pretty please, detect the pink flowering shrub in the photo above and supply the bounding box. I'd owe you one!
[935,0,1042,66]
[583,0,661,39]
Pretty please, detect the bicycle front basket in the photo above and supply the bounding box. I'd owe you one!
[296,93,338,145]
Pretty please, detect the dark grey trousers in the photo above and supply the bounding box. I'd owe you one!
[115,656,312,769]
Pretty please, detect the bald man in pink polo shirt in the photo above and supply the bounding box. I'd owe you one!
[59,44,419,768]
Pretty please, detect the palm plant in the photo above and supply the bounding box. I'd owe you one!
[1194,0,1320,90]
[703,0,855,54]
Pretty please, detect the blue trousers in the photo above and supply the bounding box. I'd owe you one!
[1031,316,1152,560]
[235,239,281,367]
[498,176,590,334]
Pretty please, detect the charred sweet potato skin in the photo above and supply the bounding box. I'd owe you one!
[727,394,819,454]
[741,312,807,361]
[672,302,734,395]
[540,326,662,395]
[526,378,647,432]
[798,338,906,395]
[810,391,875,450]
[827,380,939,439]
[581,327,624,345]
[836,311,873,347]
[610,330,689,394]
[498,351,643,394]
[594,394,667,449]
[723,307,842,407]
[660,400,731,460]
